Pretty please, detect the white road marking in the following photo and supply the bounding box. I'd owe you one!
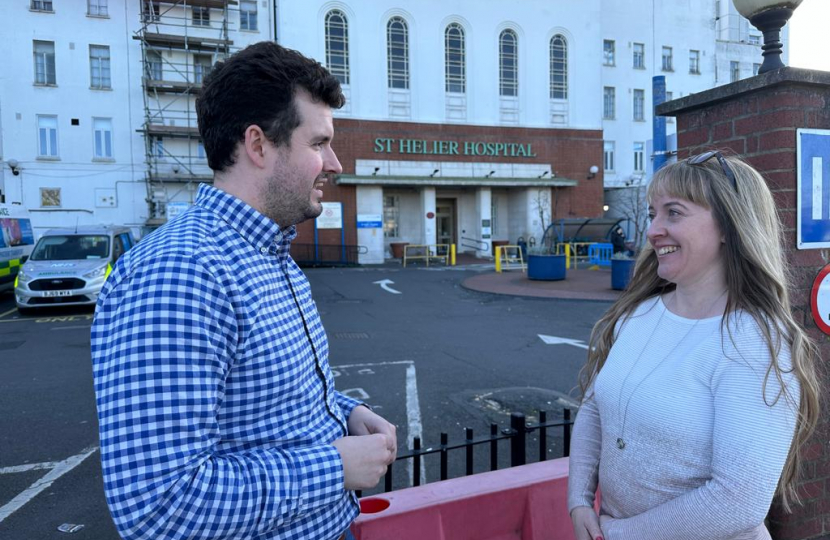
[405,363,426,486]
[341,387,370,400]
[538,334,589,349]
[332,360,426,484]
[0,307,17,319]
[0,446,98,523]
[372,279,402,294]
[0,461,59,474]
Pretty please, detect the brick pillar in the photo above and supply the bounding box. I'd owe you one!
[658,67,830,540]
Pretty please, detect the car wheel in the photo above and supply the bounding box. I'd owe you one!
[17,307,35,317]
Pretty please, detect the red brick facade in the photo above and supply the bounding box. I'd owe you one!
[293,118,604,248]
[660,68,830,540]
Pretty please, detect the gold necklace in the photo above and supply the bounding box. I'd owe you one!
[614,291,726,450]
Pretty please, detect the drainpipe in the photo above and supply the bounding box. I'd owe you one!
[652,75,668,173]
[273,0,279,43]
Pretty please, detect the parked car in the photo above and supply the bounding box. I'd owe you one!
[15,226,134,313]
[0,204,35,294]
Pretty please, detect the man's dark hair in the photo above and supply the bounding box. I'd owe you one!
[196,42,345,172]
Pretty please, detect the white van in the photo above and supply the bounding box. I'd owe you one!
[15,226,135,313]
[0,204,35,294]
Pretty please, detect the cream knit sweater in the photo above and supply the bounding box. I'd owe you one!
[567,295,799,540]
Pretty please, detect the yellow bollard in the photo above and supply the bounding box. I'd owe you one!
[565,244,571,269]
[451,244,456,266]
[495,246,502,273]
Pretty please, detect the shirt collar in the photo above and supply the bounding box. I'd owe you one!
[195,183,297,253]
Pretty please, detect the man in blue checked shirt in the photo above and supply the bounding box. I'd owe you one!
[91,42,397,540]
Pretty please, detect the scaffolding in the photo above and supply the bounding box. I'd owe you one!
[135,0,238,226]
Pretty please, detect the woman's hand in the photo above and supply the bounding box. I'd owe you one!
[570,506,604,540]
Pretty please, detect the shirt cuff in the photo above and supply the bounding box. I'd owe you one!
[335,392,365,421]
[285,444,347,513]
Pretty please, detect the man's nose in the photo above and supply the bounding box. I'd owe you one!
[325,148,343,175]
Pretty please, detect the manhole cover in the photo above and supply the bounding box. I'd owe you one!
[333,332,370,340]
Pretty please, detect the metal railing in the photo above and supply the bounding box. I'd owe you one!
[360,409,572,495]
[460,237,489,253]
[402,244,455,267]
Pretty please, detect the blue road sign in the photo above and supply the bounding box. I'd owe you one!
[797,129,830,249]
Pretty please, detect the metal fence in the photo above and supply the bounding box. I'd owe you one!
[291,244,365,267]
[361,409,573,495]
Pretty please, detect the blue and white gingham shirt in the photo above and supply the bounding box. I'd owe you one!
[91,184,361,540]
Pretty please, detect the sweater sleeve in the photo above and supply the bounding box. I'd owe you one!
[568,389,602,512]
[602,336,799,540]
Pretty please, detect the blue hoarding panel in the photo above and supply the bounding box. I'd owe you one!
[798,129,830,249]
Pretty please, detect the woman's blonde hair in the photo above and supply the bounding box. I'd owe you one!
[579,153,821,511]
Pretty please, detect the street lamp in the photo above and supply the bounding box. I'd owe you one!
[7,159,20,176]
[732,0,803,74]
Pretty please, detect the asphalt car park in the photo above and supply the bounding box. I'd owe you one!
[0,267,610,539]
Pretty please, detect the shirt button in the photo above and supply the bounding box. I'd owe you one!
[260,247,268,253]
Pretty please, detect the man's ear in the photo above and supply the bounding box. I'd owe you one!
[243,124,268,169]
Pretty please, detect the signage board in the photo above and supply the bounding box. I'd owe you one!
[797,128,830,249]
[810,264,830,334]
[357,213,382,228]
[166,202,190,220]
[316,202,343,229]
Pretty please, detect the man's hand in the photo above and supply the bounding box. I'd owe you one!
[347,405,397,457]
[571,506,604,540]
[332,434,395,490]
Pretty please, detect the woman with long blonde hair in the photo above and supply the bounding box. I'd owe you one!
[567,152,821,540]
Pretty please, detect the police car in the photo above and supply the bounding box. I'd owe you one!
[15,226,134,314]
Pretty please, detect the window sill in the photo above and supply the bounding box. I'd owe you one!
[633,66,646,70]
[689,71,701,75]
[37,156,61,161]
[30,8,55,14]
[87,13,109,18]
[662,68,674,73]
[633,119,646,122]
[90,86,113,91]
[92,158,115,163]
[603,117,615,121]
[33,83,58,88]
[603,63,615,68]
[240,29,260,33]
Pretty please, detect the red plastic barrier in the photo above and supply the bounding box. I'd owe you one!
[352,457,576,540]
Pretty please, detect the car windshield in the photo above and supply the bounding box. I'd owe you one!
[30,235,110,261]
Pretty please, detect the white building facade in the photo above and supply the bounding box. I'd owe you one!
[0,0,780,260]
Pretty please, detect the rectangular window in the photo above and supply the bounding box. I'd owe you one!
[146,50,163,80]
[753,63,761,76]
[193,54,212,84]
[240,0,257,31]
[37,115,59,158]
[604,141,615,172]
[143,2,159,22]
[88,0,107,16]
[731,61,740,82]
[153,136,164,159]
[31,0,53,11]
[33,40,56,85]
[193,6,210,26]
[633,89,645,121]
[748,34,761,45]
[90,45,111,89]
[633,43,645,69]
[603,39,615,66]
[383,195,399,238]
[634,142,645,172]
[689,50,700,74]
[666,91,674,123]
[93,117,113,159]
[603,86,615,120]
[662,46,673,71]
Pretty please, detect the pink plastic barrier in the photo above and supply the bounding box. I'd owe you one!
[352,457,576,540]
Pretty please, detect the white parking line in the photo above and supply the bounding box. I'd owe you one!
[333,360,426,484]
[0,461,59,474]
[0,446,98,524]
[0,307,17,319]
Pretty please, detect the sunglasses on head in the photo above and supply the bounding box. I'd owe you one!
[687,151,738,192]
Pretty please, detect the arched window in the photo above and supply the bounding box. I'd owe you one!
[325,10,349,85]
[387,17,409,89]
[550,34,568,99]
[444,23,465,93]
[499,29,518,97]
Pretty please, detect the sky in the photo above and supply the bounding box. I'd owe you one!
[788,0,830,71]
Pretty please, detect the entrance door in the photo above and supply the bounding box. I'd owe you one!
[436,199,456,250]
